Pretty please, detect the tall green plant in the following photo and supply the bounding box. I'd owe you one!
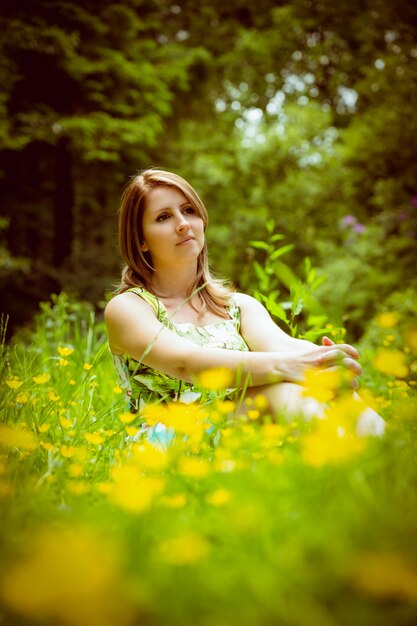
[249,220,345,341]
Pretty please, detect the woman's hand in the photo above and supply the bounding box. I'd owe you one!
[321,335,360,389]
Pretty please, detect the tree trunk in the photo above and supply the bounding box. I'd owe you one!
[53,138,74,267]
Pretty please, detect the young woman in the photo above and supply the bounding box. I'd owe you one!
[105,169,384,439]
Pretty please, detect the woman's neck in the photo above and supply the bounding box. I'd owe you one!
[150,264,198,301]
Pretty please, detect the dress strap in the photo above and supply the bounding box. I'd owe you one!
[227,296,241,326]
[127,287,167,322]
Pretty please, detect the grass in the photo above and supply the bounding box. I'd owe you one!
[0,292,417,626]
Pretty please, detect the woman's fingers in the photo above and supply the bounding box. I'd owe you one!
[320,338,359,359]
[321,336,334,347]
[337,343,359,359]
[316,349,362,375]
[343,357,362,376]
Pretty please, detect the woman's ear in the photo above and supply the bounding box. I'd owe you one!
[140,241,149,252]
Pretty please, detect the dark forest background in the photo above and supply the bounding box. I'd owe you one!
[1,0,416,337]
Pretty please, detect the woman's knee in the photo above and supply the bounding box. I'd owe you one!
[243,382,324,422]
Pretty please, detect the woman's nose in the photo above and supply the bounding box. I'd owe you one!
[176,215,190,232]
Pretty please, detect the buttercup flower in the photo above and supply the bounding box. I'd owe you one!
[32,373,51,385]
[57,346,74,357]
[5,378,23,390]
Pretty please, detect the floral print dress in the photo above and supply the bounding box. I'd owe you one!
[111,286,249,414]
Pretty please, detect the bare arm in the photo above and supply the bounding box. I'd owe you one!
[235,292,361,375]
[105,293,361,387]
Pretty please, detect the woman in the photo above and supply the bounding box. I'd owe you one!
[105,169,384,440]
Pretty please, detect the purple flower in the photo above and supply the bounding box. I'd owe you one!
[353,223,366,234]
[341,214,357,226]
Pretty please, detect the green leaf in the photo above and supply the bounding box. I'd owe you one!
[249,240,270,251]
[270,244,295,261]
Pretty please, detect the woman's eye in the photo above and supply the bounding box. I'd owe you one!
[183,207,195,214]
[156,213,169,222]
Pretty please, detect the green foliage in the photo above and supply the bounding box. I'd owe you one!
[246,220,343,342]
[1,0,416,338]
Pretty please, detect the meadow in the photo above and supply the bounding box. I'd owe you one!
[1,292,417,626]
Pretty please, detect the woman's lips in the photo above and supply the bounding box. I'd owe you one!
[176,237,195,245]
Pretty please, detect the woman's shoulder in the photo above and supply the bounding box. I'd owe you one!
[232,292,261,310]
[104,288,159,321]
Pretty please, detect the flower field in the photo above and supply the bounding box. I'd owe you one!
[1,294,417,626]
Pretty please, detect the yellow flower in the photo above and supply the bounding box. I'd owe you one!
[262,423,287,442]
[112,385,123,394]
[302,367,345,403]
[15,393,29,404]
[109,465,164,513]
[206,489,231,506]
[178,456,210,478]
[83,363,93,371]
[349,552,417,601]
[96,482,112,494]
[60,445,77,458]
[32,373,50,385]
[69,379,76,385]
[160,493,187,508]
[142,404,166,426]
[59,417,72,429]
[57,346,74,357]
[68,463,84,478]
[254,394,269,410]
[163,403,207,441]
[38,423,50,433]
[215,400,236,414]
[196,367,234,390]
[0,527,132,626]
[5,378,23,390]
[302,405,365,467]
[157,532,210,565]
[131,441,167,471]
[48,391,60,402]
[377,312,399,328]
[374,348,409,378]
[58,359,69,367]
[118,412,136,424]
[247,409,260,421]
[125,426,139,437]
[84,432,104,446]
[0,425,38,451]
[40,442,55,452]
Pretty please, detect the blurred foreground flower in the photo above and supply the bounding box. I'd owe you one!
[302,396,365,467]
[302,367,348,403]
[84,432,105,446]
[109,464,164,513]
[197,367,234,390]
[0,425,38,451]
[157,532,210,565]
[0,527,134,626]
[374,349,408,378]
[376,312,399,329]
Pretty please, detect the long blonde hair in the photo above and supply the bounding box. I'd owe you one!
[116,168,232,317]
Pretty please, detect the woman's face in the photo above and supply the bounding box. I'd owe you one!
[141,185,205,270]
